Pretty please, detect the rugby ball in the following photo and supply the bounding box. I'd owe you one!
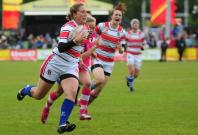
[68,25,89,41]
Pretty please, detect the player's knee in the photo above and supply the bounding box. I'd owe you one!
[66,94,76,102]
[35,95,44,100]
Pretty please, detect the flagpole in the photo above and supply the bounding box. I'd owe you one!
[165,0,171,38]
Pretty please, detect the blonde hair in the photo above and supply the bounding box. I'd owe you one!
[130,18,140,26]
[66,3,84,20]
[86,16,96,23]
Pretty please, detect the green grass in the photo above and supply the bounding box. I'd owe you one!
[0,61,198,135]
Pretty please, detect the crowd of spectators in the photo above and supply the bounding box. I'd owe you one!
[145,23,198,49]
[144,20,198,61]
[0,23,198,50]
[0,30,58,50]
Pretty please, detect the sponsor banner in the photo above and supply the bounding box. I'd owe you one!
[37,49,51,60]
[166,48,179,61]
[142,49,161,60]
[0,50,10,60]
[10,49,37,61]
[167,48,197,61]
[183,48,197,60]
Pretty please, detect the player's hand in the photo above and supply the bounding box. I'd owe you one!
[118,47,124,54]
[74,31,88,44]
[79,60,86,69]
[141,46,145,51]
[116,41,124,54]
[116,42,122,49]
[92,52,97,58]
[94,37,102,47]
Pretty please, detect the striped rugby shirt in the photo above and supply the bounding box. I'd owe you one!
[95,22,126,62]
[53,20,86,63]
[126,30,146,55]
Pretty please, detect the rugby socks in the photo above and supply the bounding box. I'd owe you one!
[44,92,58,110]
[79,87,91,114]
[127,75,135,91]
[21,85,34,97]
[59,99,74,126]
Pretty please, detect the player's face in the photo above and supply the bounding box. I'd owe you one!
[74,5,87,25]
[87,21,96,33]
[132,22,139,30]
[111,10,122,26]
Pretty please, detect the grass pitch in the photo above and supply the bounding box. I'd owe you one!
[0,61,198,135]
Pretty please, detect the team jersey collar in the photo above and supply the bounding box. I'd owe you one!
[129,29,140,34]
[71,20,79,27]
[109,22,120,31]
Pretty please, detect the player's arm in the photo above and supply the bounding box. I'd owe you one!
[118,30,126,54]
[58,40,76,53]
[95,23,105,38]
[58,26,86,53]
[141,33,147,51]
[58,36,86,53]
[81,37,100,60]
[81,48,94,60]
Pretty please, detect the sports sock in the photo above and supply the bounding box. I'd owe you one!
[59,99,74,126]
[21,85,34,97]
[127,75,135,88]
[45,92,58,109]
[79,87,91,114]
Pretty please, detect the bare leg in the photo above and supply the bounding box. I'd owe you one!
[17,78,53,101]
[79,71,92,120]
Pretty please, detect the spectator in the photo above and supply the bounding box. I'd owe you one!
[147,32,157,48]
[175,34,186,61]
[44,33,52,48]
[33,35,45,49]
[27,33,35,49]
[0,34,8,49]
[172,19,184,38]
[160,38,168,62]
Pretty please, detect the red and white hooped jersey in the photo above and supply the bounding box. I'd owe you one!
[126,30,146,55]
[53,20,86,63]
[95,22,126,62]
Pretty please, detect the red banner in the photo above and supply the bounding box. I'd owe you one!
[151,0,176,25]
[2,11,20,30]
[10,49,37,61]
[2,0,23,30]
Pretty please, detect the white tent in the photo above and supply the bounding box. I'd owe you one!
[21,0,113,16]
